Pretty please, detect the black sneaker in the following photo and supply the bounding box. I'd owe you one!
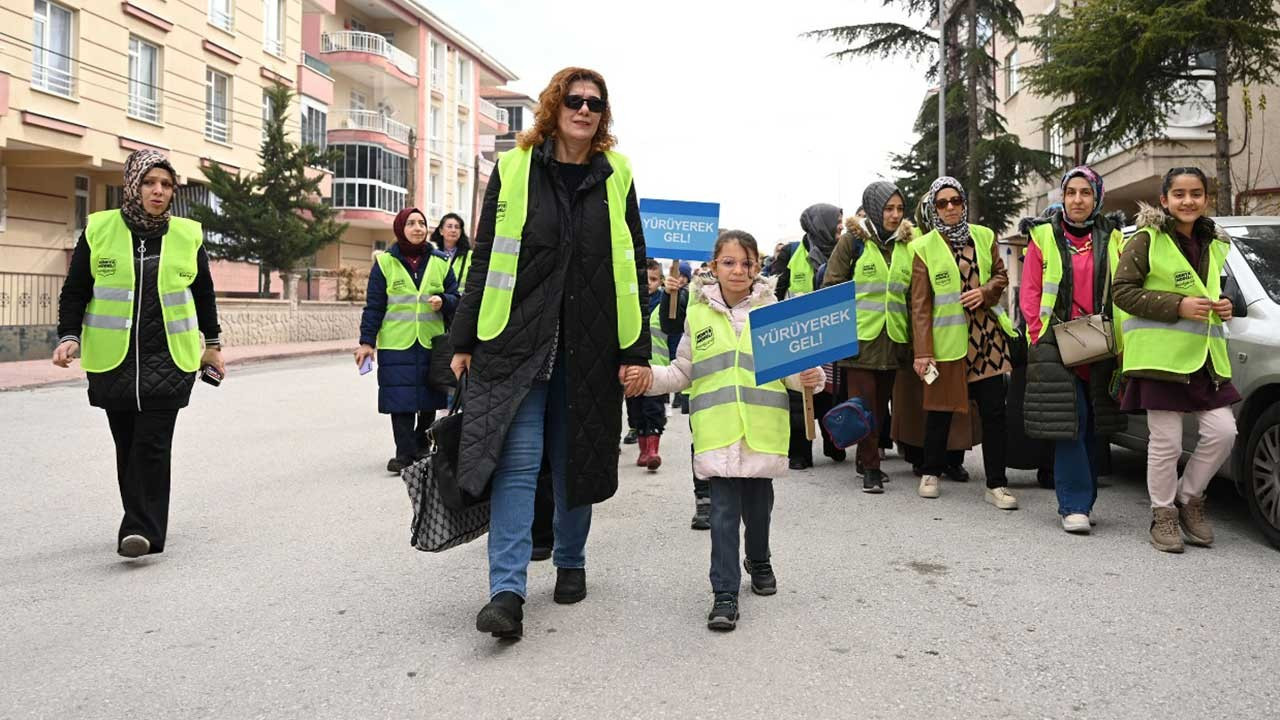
[743,558,777,596]
[690,502,711,530]
[476,591,524,639]
[707,593,739,631]
[788,457,811,471]
[553,567,587,604]
[943,465,971,483]
[386,457,410,474]
[826,448,847,463]
[862,469,887,494]
[623,429,639,445]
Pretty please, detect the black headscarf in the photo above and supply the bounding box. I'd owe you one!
[120,149,176,237]
[861,181,903,243]
[799,203,842,268]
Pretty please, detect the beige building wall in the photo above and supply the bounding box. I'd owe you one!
[0,0,308,276]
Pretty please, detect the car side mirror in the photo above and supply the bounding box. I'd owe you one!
[1223,274,1248,318]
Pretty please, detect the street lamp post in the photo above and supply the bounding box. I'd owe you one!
[938,0,946,177]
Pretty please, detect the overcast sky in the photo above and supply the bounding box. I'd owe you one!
[431,0,932,244]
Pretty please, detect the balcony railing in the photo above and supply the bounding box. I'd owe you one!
[31,59,74,97]
[331,178,408,214]
[320,31,418,78]
[208,7,233,32]
[477,156,495,176]
[205,112,230,143]
[478,98,509,126]
[330,109,412,144]
[128,91,161,123]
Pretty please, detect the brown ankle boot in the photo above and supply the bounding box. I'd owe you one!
[1178,496,1215,546]
[1150,507,1185,553]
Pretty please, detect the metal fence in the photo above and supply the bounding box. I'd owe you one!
[0,272,63,326]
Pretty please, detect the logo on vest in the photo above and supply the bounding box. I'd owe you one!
[934,270,951,285]
[860,264,877,278]
[178,270,195,281]
[695,327,715,352]
[95,258,117,277]
[495,200,507,223]
[392,279,409,291]
[1174,270,1195,290]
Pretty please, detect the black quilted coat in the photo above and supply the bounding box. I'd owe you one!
[1022,212,1125,440]
[450,139,650,508]
[57,227,221,412]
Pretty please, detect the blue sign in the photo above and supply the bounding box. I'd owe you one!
[749,282,859,385]
[639,199,720,261]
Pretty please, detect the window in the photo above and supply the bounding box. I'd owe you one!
[208,0,233,32]
[32,0,74,97]
[0,167,7,233]
[74,175,89,234]
[1044,125,1065,166]
[263,0,283,56]
[507,105,523,133]
[350,90,367,111]
[456,57,471,103]
[456,117,469,163]
[105,185,124,210]
[429,169,441,207]
[1005,49,1020,98]
[348,17,367,32]
[128,37,160,122]
[429,104,441,145]
[329,143,409,213]
[205,68,231,143]
[456,178,466,212]
[430,39,444,88]
[261,89,276,142]
[300,98,327,152]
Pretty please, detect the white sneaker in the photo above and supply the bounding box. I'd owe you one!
[1062,513,1091,534]
[918,475,940,498]
[985,487,1018,510]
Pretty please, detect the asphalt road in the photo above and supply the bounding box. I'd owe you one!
[1,355,1277,719]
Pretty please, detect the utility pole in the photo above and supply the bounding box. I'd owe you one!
[938,0,947,177]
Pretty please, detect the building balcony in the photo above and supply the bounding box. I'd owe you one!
[328,109,412,150]
[319,31,418,87]
[330,178,408,228]
[477,156,495,177]
[477,98,509,135]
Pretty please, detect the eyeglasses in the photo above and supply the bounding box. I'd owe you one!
[934,197,966,210]
[563,94,607,113]
[715,258,757,272]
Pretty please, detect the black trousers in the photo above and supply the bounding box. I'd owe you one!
[788,390,838,462]
[625,395,666,435]
[390,412,432,461]
[106,409,179,553]
[923,374,1008,488]
[709,477,773,594]
[692,443,709,502]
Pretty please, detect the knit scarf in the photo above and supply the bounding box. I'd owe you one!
[120,149,176,237]
[926,176,971,248]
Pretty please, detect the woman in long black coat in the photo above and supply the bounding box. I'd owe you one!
[449,67,651,639]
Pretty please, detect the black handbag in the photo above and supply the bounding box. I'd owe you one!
[428,333,457,391]
[401,376,490,552]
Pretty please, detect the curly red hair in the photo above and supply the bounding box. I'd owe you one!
[517,67,616,154]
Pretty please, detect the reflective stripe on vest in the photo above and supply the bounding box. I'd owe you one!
[1028,224,1124,343]
[375,252,448,350]
[686,303,789,456]
[853,239,912,343]
[1121,227,1231,378]
[908,224,1016,362]
[477,147,641,348]
[650,305,670,367]
[81,209,203,373]
[786,243,814,297]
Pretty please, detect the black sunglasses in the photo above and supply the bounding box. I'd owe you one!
[934,197,965,210]
[564,94,607,113]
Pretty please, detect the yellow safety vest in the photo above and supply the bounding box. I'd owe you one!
[650,305,670,367]
[1027,222,1123,343]
[1121,226,1231,378]
[854,238,912,343]
[908,224,1017,362]
[80,210,203,373]
[375,251,449,350]
[786,243,814,297]
[687,302,789,456]
[477,147,640,348]
[450,249,472,292]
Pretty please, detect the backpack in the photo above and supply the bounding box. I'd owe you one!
[821,396,874,450]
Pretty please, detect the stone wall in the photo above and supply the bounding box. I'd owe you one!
[216,299,363,346]
[0,326,60,362]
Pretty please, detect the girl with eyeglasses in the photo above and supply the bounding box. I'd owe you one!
[647,230,825,631]
[907,177,1020,509]
[1112,167,1239,553]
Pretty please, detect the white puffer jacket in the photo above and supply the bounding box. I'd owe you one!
[648,274,822,480]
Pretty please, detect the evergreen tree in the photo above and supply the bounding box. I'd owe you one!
[1023,0,1280,212]
[190,83,346,298]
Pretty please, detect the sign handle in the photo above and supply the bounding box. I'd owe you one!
[668,260,680,319]
[802,386,816,441]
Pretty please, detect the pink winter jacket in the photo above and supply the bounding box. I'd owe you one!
[648,275,823,480]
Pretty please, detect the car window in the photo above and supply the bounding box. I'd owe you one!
[1225,225,1280,304]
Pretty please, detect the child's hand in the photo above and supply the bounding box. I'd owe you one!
[799,368,825,389]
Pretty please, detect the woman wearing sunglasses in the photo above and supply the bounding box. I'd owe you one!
[449,67,652,639]
[908,177,1020,509]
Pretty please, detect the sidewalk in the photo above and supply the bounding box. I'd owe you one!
[0,339,354,391]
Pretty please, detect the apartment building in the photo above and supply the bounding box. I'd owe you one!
[993,0,1280,229]
[304,0,514,270]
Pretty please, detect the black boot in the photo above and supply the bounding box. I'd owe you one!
[707,593,739,631]
[743,558,777,596]
[386,457,409,474]
[942,465,971,483]
[476,591,524,638]
[554,568,587,604]
[690,500,711,530]
[862,469,887,494]
[623,429,639,445]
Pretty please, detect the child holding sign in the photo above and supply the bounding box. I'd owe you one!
[647,230,825,632]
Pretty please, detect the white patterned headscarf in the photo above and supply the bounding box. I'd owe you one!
[120,149,176,237]
[926,176,970,248]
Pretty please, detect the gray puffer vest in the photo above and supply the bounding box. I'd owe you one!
[1023,215,1126,440]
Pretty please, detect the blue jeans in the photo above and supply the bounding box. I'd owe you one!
[709,477,774,594]
[1054,378,1098,516]
[487,360,591,599]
